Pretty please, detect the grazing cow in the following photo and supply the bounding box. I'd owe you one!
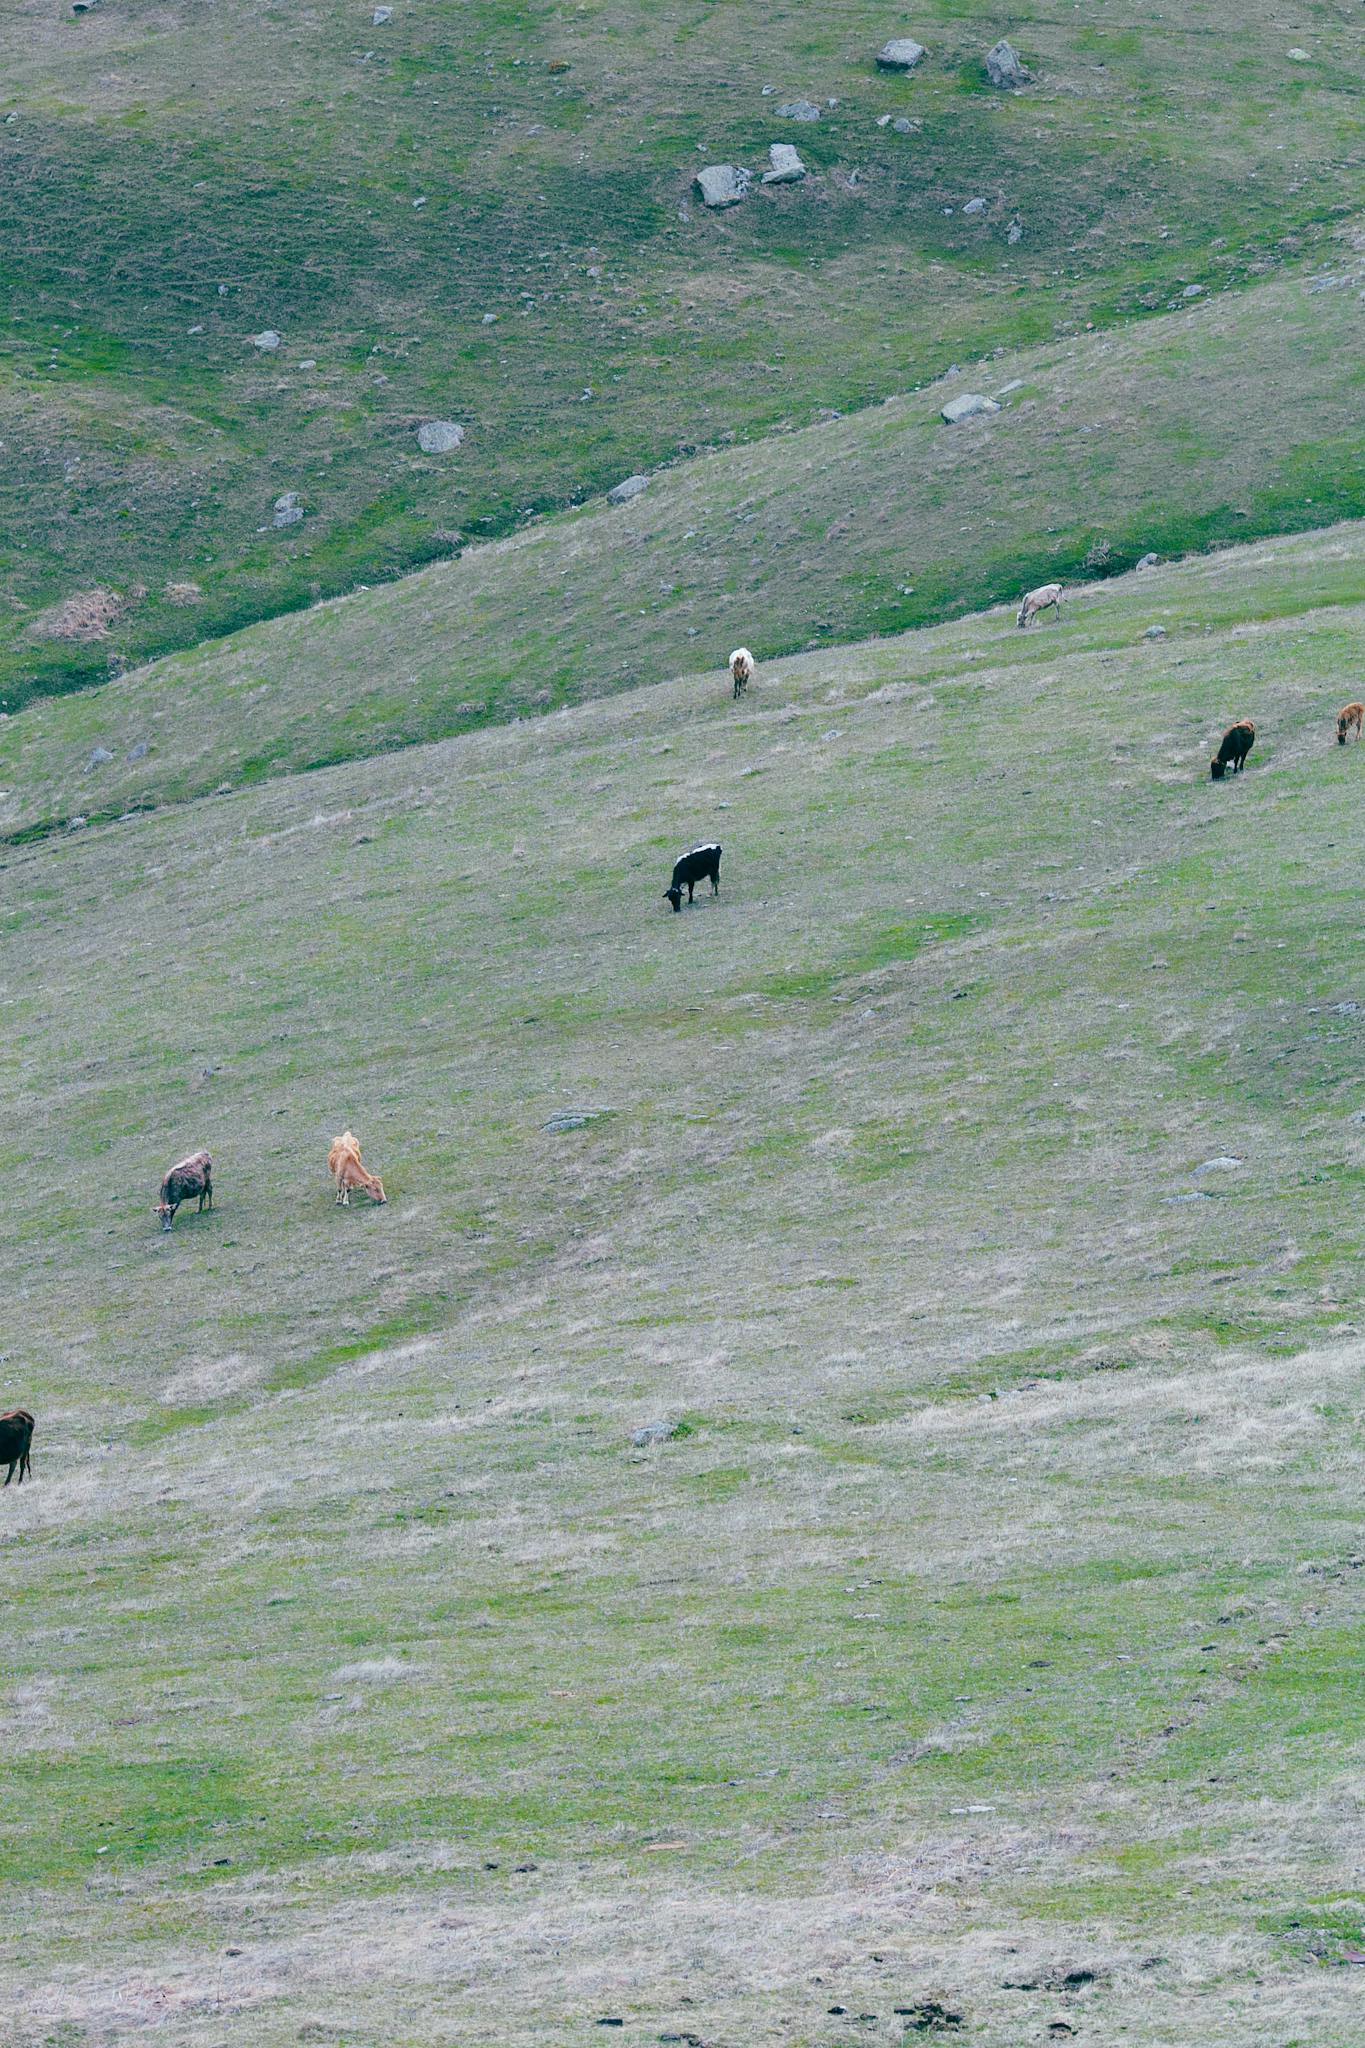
[0,1409,34,1486]
[327,1130,387,1206]
[155,1149,212,1232]
[1338,702,1363,746]
[729,647,755,700]
[664,842,722,912]
[1016,582,1063,629]
[1210,720,1255,780]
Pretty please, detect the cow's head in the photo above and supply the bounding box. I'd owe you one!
[365,1174,387,1206]
[154,1202,174,1231]
[1210,758,1226,780]
[664,885,683,912]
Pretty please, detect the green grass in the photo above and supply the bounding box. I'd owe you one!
[2,0,1364,705]
[8,534,1365,2040]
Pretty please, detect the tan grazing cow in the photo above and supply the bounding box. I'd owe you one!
[729,647,755,699]
[1016,582,1063,629]
[1337,702,1363,745]
[328,1131,387,1206]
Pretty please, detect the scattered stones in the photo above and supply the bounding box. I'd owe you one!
[250,329,281,352]
[417,420,464,454]
[29,588,127,642]
[163,580,203,605]
[762,142,806,184]
[877,37,926,72]
[631,1421,677,1447]
[962,196,987,216]
[899,2003,965,2033]
[1141,623,1167,640]
[985,38,1030,89]
[272,491,305,529]
[1135,552,1161,572]
[85,746,114,771]
[941,392,1000,424]
[696,163,751,207]
[541,1107,615,1131]
[607,474,649,506]
[776,98,821,121]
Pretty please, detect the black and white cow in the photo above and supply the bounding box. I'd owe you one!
[664,843,722,912]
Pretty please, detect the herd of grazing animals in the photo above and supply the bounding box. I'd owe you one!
[4,589,1360,1484]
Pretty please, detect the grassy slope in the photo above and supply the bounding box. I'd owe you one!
[7,530,1365,2042]
[5,253,1365,839]
[2,0,1362,702]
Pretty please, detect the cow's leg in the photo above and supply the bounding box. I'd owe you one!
[712,871,720,895]
[3,1460,12,1486]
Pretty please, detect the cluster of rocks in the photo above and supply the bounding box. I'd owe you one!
[696,142,808,208]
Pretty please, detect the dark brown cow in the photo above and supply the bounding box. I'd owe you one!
[156,1149,213,1232]
[1210,721,1255,780]
[1,1409,34,1486]
[1337,702,1363,746]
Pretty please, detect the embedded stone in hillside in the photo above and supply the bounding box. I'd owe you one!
[1135,553,1161,572]
[631,1421,678,1447]
[373,5,393,21]
[963,197,987,216]
[941,393,1000,424]
[251,330,281,352]
[985,39,1031,89]
[776,99,821,121]
[1141,624,1167,640]
[86,747,114,772]
[272,491,305,528]
[607,474,649,506]
[695,164,751,207]
[417,420,464,454]
[877,38,925,72]
[762,143,807,185]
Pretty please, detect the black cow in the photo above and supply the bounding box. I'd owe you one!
[0,1409,34,1486]
[1210,721,1255,780]
[664,843,722,912]
[156,1149,213,1232]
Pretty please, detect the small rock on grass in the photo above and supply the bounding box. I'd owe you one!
[607,474,648,505]
[85,746,113,771]
[631,1420,677,1447]
[695,163,751,207]
[1135,552,1161,571]
[777,98,821,120]
[877,38,926,71]
[985,38,1031,88]
[417,420,464,453]
[941,392,999,424]
[273,491,305,528]
[1141,623,1167,640]
[762,142,806,184]
[251,329,281,352]
[542,1107,615,1131]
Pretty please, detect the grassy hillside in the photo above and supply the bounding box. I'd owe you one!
[5,257,1365,839]
[3,0,1363,702]
[7,533,1365,2043]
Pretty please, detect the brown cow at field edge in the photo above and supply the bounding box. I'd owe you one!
[1,1409,34,1486]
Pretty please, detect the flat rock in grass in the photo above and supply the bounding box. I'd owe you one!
[1194,1155,1242,1173]
[1141,623,1167,640]
[631,1421,677,1447]
[541,1107,615,1132]
[1165,1191,1212,1204]
[762,142,807,184]
[962,196,987,215]
[877,38,926,72]
[985,38,1030,88]
[941,392,999,424]
[695,163,751,207]
[272,491,305,528]
[607,473,648,506]
[777,98,821,120]
[251,329,281,352]
[417,420,464,454]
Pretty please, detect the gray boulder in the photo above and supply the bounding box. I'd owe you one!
[762,143,807,184]
[1135,552,1161,572]
[85,746,114,771]
[1141,624,1167,640]
[251,329,281,352]
[892,115,914,133]
[695,164,751,208]
[631,1421,677,1448]
[985,39,1030,89]
[607,474,649,507]
[877,38,926,71]
[941,392,1000,424]
[417,420,464,454]
[1006,219,1024,244]
[127,740,149,762]
[777,98,821,121]
[272,491,305,529]
[963,197,987,216]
